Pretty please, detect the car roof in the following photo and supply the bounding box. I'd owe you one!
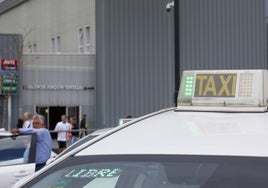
[0,129,12,136]
[89,127,113,136]
[52,127,114,159]
[76,107,268,157]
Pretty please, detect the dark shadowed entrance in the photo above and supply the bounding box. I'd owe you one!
[36,106,79,139]
[49,106,66,138]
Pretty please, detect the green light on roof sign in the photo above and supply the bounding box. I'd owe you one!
[184,76,194,96]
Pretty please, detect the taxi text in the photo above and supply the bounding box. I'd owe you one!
[194,74,237,97]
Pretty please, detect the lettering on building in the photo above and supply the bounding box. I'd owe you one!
[23,84,84,90]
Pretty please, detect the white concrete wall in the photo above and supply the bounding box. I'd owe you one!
[0,0,95,54]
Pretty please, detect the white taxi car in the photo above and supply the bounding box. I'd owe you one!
[14,69,268,188]
[0,130,36,188]
[0,128,58,188]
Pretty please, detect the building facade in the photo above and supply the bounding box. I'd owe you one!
[178,0,266,71]
[0,0,96,54]
[0,0,267,130]
[22,54,95,131]
[96,0,175,127]
[96,0,267,127]
[0,0,96,130]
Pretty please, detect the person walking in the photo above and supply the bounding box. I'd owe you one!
[69,116,79,144]
[54,114,71,153]
[11,114,53,171]
[80,114,88,138]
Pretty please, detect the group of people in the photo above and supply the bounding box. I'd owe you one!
[11,112,89,171]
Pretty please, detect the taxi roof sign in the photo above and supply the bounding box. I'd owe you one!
[177,70,268,111]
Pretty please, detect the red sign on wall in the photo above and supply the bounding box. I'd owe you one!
[0,59,18,95]
[1,59,18,70]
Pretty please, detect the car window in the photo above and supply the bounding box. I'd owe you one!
[0,134,36,166]
[23,155,268,188]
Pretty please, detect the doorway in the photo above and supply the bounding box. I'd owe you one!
[36,105,79,131]
[49,106,66,138]
[49,106,66,129]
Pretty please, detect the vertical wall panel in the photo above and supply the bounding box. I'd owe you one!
[96,0,175,128]
[97,0,267,128]
[0,34,22,129]
[179,0,267,71]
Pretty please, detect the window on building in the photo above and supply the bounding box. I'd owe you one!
[51,36,61,53]
[33,44,37,53]
[56,36,61,53]
[28,44,32,53]
[78,28,84,53]
[78,26,91,54]
[85,26,90,53]
[28,43,37,53]
[51,37,55,53]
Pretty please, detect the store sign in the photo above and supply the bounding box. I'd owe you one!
[1,59,18,70]
[0,59,18,95]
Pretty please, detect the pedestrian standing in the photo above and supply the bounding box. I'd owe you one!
[80,114,88,138]
[69,116,79,144]
[54,114,71,153]
[11,114,52,171]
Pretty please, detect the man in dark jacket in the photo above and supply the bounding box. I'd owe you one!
[80,114,88,138]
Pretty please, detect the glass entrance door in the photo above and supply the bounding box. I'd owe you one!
[35,106,79,130]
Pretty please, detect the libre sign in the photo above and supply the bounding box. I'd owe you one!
[0,59,18,95]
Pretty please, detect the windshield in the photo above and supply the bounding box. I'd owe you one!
[24,155,268,188]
